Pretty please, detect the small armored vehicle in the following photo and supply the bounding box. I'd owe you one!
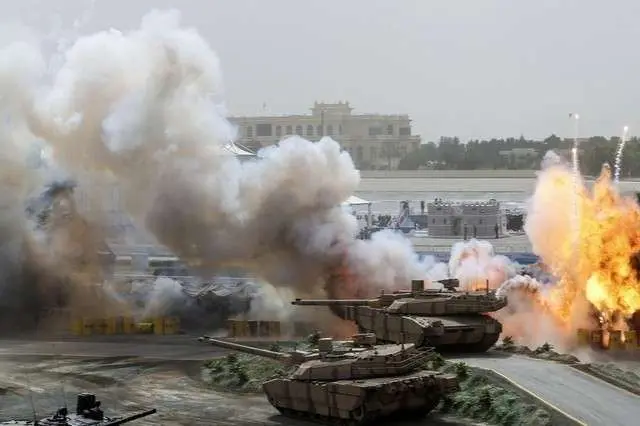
[0,392,156,425]
[198,333,458,425]
[292,279,507,353]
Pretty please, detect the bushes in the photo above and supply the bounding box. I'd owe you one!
[204,354,288,393]
[502,336,515,347]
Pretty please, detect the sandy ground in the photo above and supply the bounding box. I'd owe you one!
[0,355,475,425]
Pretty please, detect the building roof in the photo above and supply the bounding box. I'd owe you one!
[343,195,370,206]
[224,142,255,156]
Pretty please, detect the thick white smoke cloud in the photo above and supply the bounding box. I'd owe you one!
[0,9,577,343]
[0,8,451,323]
[142,277,186,318]
[494,274,569,349]
[540,150,564,169]
[448,239,515,291]
[346,230,449,293]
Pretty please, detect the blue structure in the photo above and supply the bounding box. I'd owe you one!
[418,251,539,265]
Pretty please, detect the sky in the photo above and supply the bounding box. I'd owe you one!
[2,0,640,142]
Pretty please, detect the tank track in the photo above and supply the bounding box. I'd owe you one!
[275,406,372,426]
[436,332,501,353]
[274,395,441,426]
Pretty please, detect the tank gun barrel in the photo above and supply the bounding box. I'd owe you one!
[102,409,158,425]
[198,336,292,362]
[291,298,372,306]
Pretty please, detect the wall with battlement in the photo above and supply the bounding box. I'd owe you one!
[426,200,503,238]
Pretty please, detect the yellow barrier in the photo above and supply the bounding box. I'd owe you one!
[227,320,249,337]
[266,321,281,337]
[153,317,164,335]
[136,322,154,334]
[71,316,181,336]
[122,316,135,334]
[576,328,591,346]
[248,320,259,337]
[624,330,638,349]
[257,321,270,337]
[163,317,180,335]
[227,320,283,338]
[71,318,94,336]
[609,330,625,350]
[93,319,108,335]
[576,329,639,350]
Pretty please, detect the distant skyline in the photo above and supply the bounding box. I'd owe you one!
[1,0,639,142]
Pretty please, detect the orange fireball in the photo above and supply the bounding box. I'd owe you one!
[526,163,640,330]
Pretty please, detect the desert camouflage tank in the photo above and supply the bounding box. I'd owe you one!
[292,279,507,353]
[0,392,156,425]
[198,333,458,425]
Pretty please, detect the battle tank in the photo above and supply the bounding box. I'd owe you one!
[198,333,458,425]
[0,392,156,425]
[292,278,507,353]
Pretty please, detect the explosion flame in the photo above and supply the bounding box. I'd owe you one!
[525,158,640,335]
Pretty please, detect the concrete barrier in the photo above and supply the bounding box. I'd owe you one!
[571,363,640,397]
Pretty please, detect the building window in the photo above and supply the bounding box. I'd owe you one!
[275,125,282,137]
[370,146,377,161]
[339,124,343,135]
[256,123,272,137]
[399,127,411,136]
[368,126,383,136]
[327,125,334,135]
[306,125,314,137]
[317,125,323,136]
[444,219,448,225]
[432,218,436,224]
[386,124,394,135]
[479,219,483,225]
[246,126,253,138]
[286,125,293,135]
[356,146,363,162]
[295,125,303,136]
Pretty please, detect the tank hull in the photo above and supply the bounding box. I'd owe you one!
[264,370,458,425]
[426,315,502,353]
[348,305,502,353]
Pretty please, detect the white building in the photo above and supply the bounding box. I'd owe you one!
[228,101,422,170]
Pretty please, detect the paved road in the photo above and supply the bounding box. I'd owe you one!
[454,353,640,426]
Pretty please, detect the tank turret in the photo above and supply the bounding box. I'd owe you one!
[0,392,156,425]
[291,279,507,353]
[198,335,459,425]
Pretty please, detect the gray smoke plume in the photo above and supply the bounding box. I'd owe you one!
[0,9,436,322]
